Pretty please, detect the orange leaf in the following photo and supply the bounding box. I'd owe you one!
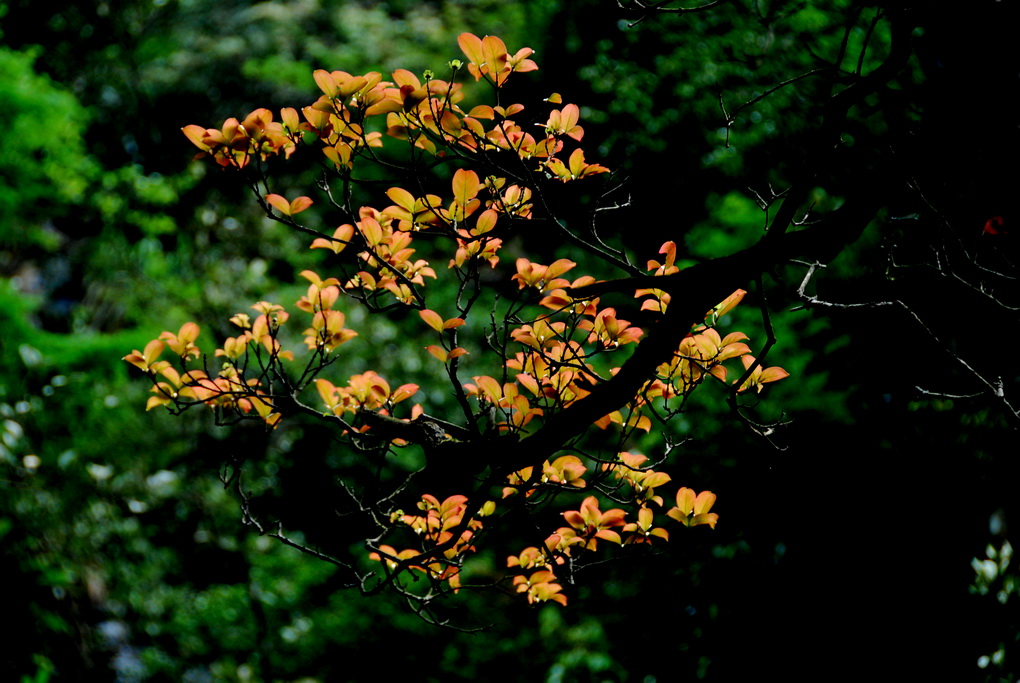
[452,169,480,206]
[289,196,313,214]
[182,124,212,152]
[266,194,313,216]
[708,289,746,321]
[265,193,291,214]
[386,186,416,211]
[759,366,790,385]
[473,375,503,402]
[313,69,339,97]
[474,209,498,234]
[457,33,486,71]
[420,309,444,333]
[426,345,449,362]
[391,384,419,403]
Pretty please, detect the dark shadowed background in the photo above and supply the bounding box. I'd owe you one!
[1,1,1016,680]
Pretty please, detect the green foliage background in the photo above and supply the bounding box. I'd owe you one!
[1,1,1016,681]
